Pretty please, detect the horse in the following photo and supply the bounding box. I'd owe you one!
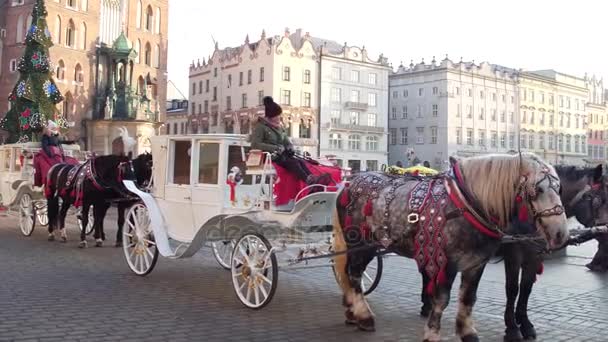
[45,154,150,247]
[332,153,569,342]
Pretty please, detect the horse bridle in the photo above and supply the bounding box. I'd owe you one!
[518,167,565,221]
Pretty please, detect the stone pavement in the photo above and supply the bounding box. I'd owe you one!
[1,212,608,342]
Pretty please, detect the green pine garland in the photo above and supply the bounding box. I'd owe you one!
[0,0,67,144]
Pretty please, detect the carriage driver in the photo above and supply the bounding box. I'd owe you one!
[250,96,318,185]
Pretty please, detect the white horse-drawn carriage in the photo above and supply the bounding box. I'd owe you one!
[121,134,382,308]
[0,142,93,236]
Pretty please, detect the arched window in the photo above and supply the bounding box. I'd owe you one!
[136,1,142,29]
[144,43,151,66]
[153,44,160,68]
[145,6,153,31]
[79,22,86,49]
[137,76,145,95]
[16,15,24,43]
[63,92,73,118]
[155,7,161,33]
[54,16,61,44]
[134,39,141,63]
[55,60,65,80]
[73,63,83,84]
[298,119,311,138]
[67,0,76,8]
[66,19,75,47]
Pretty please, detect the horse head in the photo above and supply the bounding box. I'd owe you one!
[558,164,608,228]
[132,152,153,187]
[458,152,568,250]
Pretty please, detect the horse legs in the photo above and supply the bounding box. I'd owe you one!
[78,203,91,248]
[455,264,486,342]
[515,255,540,340]
[46,196,59,241]
[58,197,70,242]
[503,245,524,342]
[420,271,432,317]
[423,265,457,342]
[93,203,110,247]
[115,202,126,247]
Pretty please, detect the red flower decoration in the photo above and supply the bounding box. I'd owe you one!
[23,124,30,130]
[32,53,39,60]
[21,108,31,117]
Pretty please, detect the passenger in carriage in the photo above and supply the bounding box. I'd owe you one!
[250,96,318,185]
[34,120,77,187]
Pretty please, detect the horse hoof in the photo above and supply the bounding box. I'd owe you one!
[520,323,536,340]
[60,236,67,243]
[95,241,103,247]
[78,241,87,249]
[356,317,375,332]
[462,334,480,342]
[420,305,431,318]
[504,327,523,341]
[344,310,357,325]
[48,234,55,241]
[115,241,123,248]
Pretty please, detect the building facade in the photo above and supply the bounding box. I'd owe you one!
[165,98,188,135]
[518,70,588,166]
[584,75,607,164]
[187,28,389,168]
[0,0,168,154]
[388,58,519,169]
[319,43,390,171]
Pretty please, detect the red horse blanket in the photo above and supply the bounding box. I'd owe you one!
[273,161,342,206]
[33,147,78,187]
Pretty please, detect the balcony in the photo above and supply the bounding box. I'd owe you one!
[344,102,369,111]
[324,122,385,134]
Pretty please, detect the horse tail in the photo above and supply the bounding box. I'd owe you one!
[333,186,351,295]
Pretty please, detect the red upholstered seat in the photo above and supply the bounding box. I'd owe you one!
[273,160,342,206]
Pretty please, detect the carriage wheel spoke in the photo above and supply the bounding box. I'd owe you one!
[237,244,252,264]
[258,280,268,299]
[362,271,374,284]
[142,251,151,270]
[126,242,136,249]
[238,279,247,292]
[245,282,252,302]
[254,285,260,306]
[143,238,156,246]
[144,245,155,259]
[258,273,272,286]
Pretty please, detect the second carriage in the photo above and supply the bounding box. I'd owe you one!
[120,133,382,309]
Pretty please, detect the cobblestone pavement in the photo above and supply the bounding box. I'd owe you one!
[1,211,608,342]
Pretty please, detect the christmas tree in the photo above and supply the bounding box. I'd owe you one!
[0,0,67,143]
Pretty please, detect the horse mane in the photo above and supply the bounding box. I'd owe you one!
[458,152,548,227]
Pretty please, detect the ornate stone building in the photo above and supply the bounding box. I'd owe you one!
[584,74,607,164]
[0,0,168,154]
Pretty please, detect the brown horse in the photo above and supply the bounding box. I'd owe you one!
[332,153,569,342]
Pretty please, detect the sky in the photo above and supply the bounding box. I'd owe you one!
[167,0,607,98]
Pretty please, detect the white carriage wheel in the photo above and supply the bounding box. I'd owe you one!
[212,240,236,270]
[231,233,278,309]
[77,205,95,236]
[122,203,158,276]
[36,203,48,226]
[19,193,36,237]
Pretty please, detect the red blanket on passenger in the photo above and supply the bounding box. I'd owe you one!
[273,160,342,206]
[33,147,78,187]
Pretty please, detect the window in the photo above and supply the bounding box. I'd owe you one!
[491,93,496,101]
[548,134,554,150]
[54,16,61,44]
[259,67,264,82]
[368,93,377,107]
[303,92,311,107]
[402,106,408,119]
[530,112,535,124]
[418,88,424,97]
[145,6,153,31]
[66,19,75,47]
[367,113,377,127]
[403,90,409,97]
[549,113,554,126]
[331,88,341,102]
[529,133,534,149]
[502,94,506,103]
[197,81,202,94]
[155,7,161,34]
[392,91,398,99]
[478,130,486,146]
[329,133,342,149]
[330,110,341,125]
[197,143,220,184]
[55,60,65,80]
[144,43,151,66]
[479,90,484,99]
[567,114,571,128]
[332,67,341,80]
[466,129,473,145]
[368,73,377,85]
[491,131,497,148]
[566,97,571,109]
[456,128,462,145]
[281,90,291,105]
[432,104,438,117]
[467,88,472,97]
[241,93,247,108]
[456,104,461,117]
[529,90,534,102]
[239,72,243,86]
[417,105,423,118]
[566,135,572,152]
[430,126,437,144]
[539,134,545,149]
[400,128,408,145]
[366,136,378,151]
[247,70,252,84]
[136,0,142,29]
[348,160,361,172]
[522,111,527,123]
[500,111,506,123]
[197,104,201,114]
[479,108,484,120]
[214,68,218,77]
[205,80,209,93]
[226,96,231,110]
[227,74,232,88]
[67,0,75,8]
[171,141,192,185]
[432,87,438,95]
[520,134,527,149]
[9,59,18,73]
[257,91,263,106]
[540,92,545,104]
[389,129,397,145]
[575,116,579,129]
[349,111,359,125]
[500,133,506,148]
[391,108,397,120]
[79,22,87,50]
[559,95,564,107]
[558,135,564,151]
[348,135,361,150]
[491,109,496,121]
[299,119,311,139]
[351,70,359,83]
[416,127,424,144]
[73,63,83,85]
[366,160,378,172]
[522,88,527,101]
[467,105,472,118]
[540,113,545,125]
[509,133,515,148]
[455,87,460,95]
[304,69,311,84]
[203,100,208,113]
[350,90,360,103]
[191,102,195,115]
[559,114,564,127]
